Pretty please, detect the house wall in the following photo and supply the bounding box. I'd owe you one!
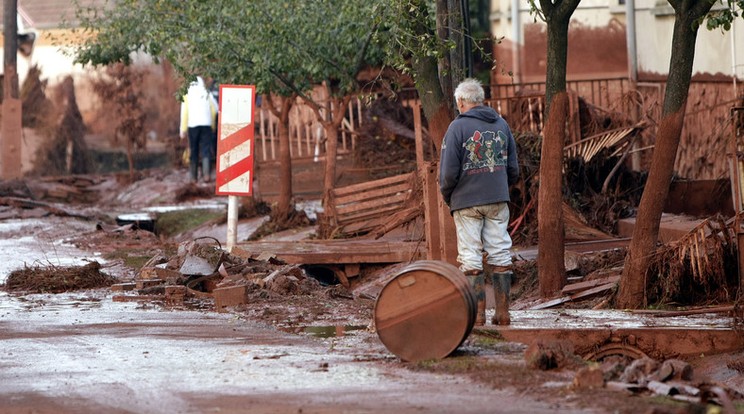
[489,0,744,82]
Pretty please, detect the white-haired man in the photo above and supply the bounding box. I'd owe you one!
[439,78,520,325]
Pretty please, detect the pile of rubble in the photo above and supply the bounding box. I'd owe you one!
[110,238,347,311]
[576,356,741,410]
[527,339,743,410]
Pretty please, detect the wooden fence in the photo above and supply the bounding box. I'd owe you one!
[255,77,743,181]
[254,96,364,162]
[490,78,744,180]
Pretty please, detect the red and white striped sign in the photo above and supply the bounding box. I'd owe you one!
[216,85,256,196]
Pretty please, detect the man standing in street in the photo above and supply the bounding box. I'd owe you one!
[439,78,520,326]
[180,75,218,183]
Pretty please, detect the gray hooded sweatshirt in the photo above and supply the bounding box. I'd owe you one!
[439,105,519,213]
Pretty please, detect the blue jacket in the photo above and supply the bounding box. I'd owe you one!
[439,105,519,213]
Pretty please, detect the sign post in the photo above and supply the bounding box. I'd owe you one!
[216,85,256,251]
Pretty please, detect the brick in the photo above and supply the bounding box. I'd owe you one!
[138,267,160,280]
[213,285,248,311]
[229,246,251,259]
[165,285,187,306]
[111,283,136,292]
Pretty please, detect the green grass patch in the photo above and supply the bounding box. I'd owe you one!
[155,209,225,238]
[469,333,506,349]
[104,249,154,270]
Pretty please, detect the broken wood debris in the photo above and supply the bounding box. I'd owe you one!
[563,123,644,164]
[0,196,91,220]
[561,275,621,295]
[531,274,620,310]
[649,213,737,305]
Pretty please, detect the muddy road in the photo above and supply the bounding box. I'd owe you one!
[0,288,586,414]
[1,172,742,414]
[0,213,585,414]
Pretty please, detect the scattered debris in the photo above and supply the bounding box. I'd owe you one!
[648,214,738,305]
[599,356,740,409]
[2,261,116,293]
[525,341,741,411]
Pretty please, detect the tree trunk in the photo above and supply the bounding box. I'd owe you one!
[616,4,709,308]
[2,0,22,179]
[446,0,466,83]
[538,92,568,297]
[265,94,294,221]
[543,9,569,116]
[321,95,352,222]
[126,133,134,182]
[435,0,454,103]
[536,1,575,297]
[412,56,453,155]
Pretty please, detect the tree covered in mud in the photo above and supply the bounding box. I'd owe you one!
[528,0,581,298]
[617,0,744,308]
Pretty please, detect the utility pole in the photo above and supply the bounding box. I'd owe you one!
[2,0,22,179]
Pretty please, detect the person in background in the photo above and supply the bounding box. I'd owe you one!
[439,78,520,326]
[180,75,218,183]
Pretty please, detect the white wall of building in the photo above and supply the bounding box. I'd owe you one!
[490,0,744,80]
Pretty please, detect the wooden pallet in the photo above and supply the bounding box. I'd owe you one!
[329,172,417,236]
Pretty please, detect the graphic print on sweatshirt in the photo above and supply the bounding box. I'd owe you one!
[463,130,508,173]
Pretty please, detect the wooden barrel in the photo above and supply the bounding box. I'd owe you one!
[374,260,476,362]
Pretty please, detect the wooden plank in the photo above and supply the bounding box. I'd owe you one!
[561,275,621,294]
[422,162,442,260]
[338,202,408,225]
[530,282,617,310]
[341,216,386,235]
[334,182,411,206]
[336,192,410,217]
[342,205,421,235]
[413,101,424,173]
[372,206,423,239]
[332,173,413,197]
[234,240,426,264]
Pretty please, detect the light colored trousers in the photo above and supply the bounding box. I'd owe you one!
[453,202,513,272]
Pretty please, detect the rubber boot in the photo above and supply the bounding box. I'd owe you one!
[465,270,486,326]
[490,271,512,325]
[202,157,211,183]
[189,163,198,183]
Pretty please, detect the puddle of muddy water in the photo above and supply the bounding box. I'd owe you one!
[281,324,368,338]
[0,292,388,414]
